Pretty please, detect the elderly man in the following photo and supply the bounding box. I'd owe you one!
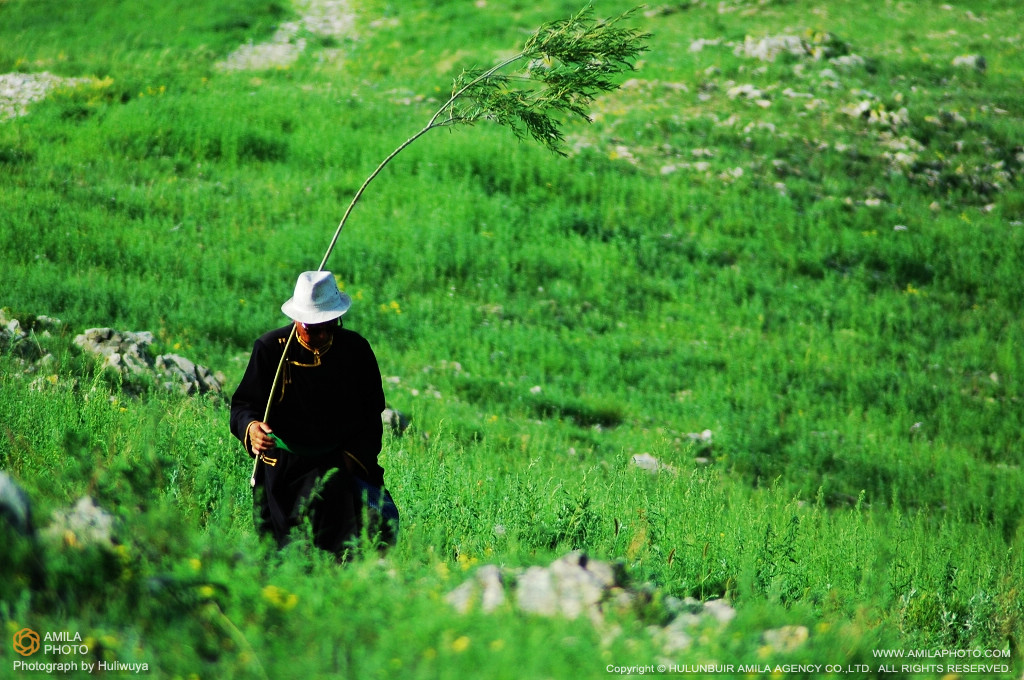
[230,270,394,556]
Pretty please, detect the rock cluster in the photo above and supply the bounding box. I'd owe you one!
[73,327,226,396]
[0,310,63,360]
[0,470,34,537]
[2,310,226,396]
[43,496,117,549]
[447,552,739,654]
[0,471,116,549]
[447,552,632,625]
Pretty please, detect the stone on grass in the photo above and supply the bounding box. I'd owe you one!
[446,552,743,655]
[763,625,810,652]
[74,327,225,396]
[44,497,116,549]
[0,471,34,537]
[446,564,506,613]
[382,408,410,435]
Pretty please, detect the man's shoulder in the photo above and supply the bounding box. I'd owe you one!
[336,327,372,349]
[254,325,293,348]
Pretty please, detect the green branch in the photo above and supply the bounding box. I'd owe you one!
[317,4,649,271]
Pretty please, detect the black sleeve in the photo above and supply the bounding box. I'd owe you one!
[229,336,277,454]
[348,336,386,485]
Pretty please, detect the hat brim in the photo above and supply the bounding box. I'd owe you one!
[281,292,352,324]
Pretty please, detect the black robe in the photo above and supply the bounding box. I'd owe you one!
[229,324,386,554]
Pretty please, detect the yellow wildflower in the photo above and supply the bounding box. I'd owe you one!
[262,584,298,610]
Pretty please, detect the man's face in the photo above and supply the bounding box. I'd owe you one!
[294,319,336,349]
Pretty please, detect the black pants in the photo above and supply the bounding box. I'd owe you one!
[253,452,359,556]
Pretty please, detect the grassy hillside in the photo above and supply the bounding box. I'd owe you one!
[1,0,1022,678]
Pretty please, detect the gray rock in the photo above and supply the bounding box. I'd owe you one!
[0,471,34,537]
[155,353,225,395]
[74,328,155,379]
[952,54,986,72]
[74,327,223,395]
[653,621,693,653]
[446,564,507,614]
[446,552,742,656]
[763,625,809,652]
[546,551,621,619]
[450,551,629,622]
[0,312,44,360]
[44,496,116,548]
[381,408,410,435]
[631,453,676,474]
[736,34,805,62]
[516,565,559,616]
[703,598,737,626]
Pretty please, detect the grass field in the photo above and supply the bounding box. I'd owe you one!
[1,0,1022,678]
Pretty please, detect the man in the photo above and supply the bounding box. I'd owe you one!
[230,270,394,556]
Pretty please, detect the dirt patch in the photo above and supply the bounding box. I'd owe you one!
[0,71,93,120]
[216,0,357,71]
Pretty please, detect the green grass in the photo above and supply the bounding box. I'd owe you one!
[1,0,1022,678]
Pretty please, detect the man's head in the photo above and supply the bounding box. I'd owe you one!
[281,271,351,325]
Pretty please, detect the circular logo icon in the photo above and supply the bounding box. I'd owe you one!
[13,628,40,657]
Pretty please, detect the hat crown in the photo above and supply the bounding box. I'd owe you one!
[281,271,351,324]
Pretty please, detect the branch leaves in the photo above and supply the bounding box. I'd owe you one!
[319,6,648,270]
[439,6,650,155]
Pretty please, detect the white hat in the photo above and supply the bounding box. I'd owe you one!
[281,271,351,324]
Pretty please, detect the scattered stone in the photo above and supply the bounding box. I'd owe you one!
[631,453,677,474]
[295,0,357,38]
[735,35,805,62]
[446,564,507,613]
[44,497,116,549]
[217,24,307,72]
[763,624,810,652]
[703,598,738,626]
[0,309,56,361]
[447,551,629,624]
[644,4,699,19]
[382,408,410,435]
[520,552,621,621]
[0,471,34,537]
[727,83,765,100]
[75,328,157,379]
[74,327,225,396]
[830,54,866,71]
[155,353,225,395]
[447,552,741,655]
[688,429,713,444]
[952,54,986,72]
[689,38,722,52]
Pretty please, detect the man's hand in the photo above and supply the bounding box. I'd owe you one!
[247,421,276,456]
